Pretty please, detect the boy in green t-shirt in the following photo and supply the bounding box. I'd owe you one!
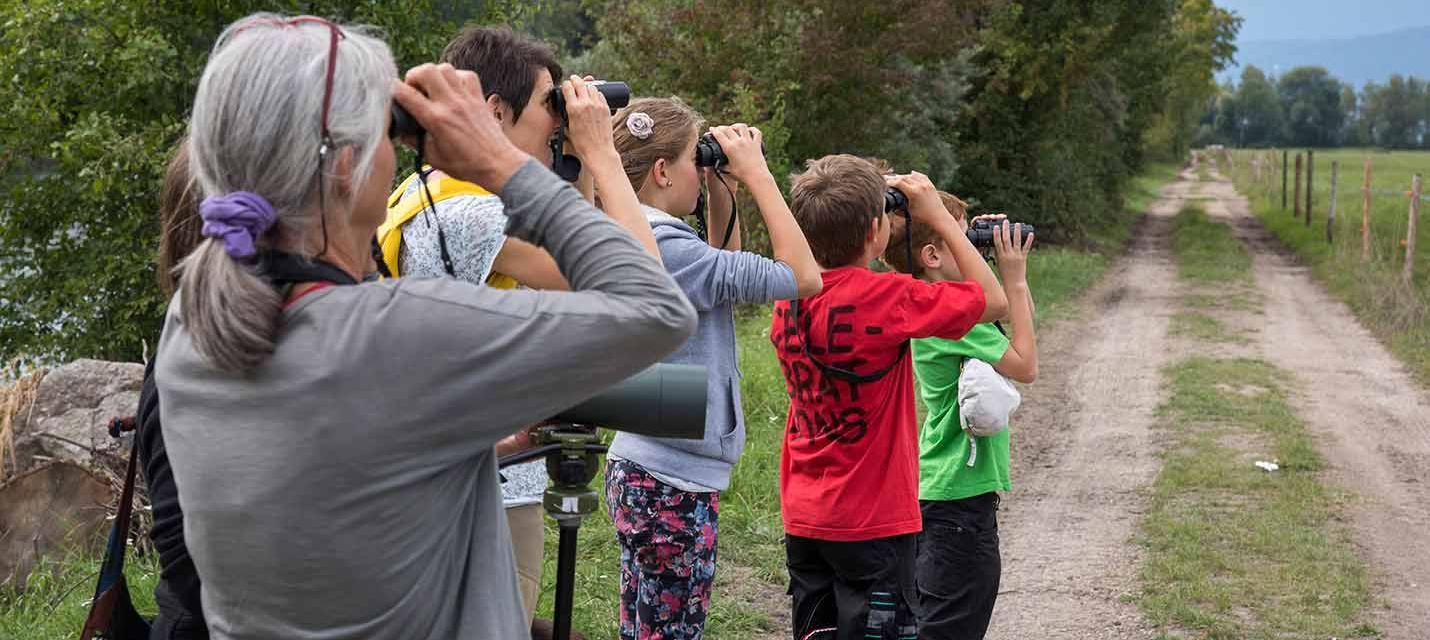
[883,192,1038,639]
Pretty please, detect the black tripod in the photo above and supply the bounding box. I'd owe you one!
[499,424,607,640]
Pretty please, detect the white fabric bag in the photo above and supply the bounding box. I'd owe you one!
[956,358,1021,466]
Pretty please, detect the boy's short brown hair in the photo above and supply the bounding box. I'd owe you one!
[789,155,886,268]
[882,192,970,276]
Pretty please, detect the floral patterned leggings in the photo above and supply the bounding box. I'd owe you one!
[604,458,720,640]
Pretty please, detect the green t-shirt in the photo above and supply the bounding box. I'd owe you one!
[912,323,1011,501]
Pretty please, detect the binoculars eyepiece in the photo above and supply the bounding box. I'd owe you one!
[388,80,632,141]
[884,187,908,213]
[389,102,422,140]
[694,132,767,168]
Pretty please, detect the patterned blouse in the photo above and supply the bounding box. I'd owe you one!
[396,181,549,508]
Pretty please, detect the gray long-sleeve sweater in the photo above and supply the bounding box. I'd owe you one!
[606,207,799,491]
[155,160,696,640]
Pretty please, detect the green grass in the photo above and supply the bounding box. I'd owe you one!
[1167,204,1257,346]
[0,547,161,639]
[1227,148,1430,385]
[1169,312,1244,344]
[1182,293,1261,313]
[1170,205,1252,286]
[0,161,1185,639]
[1139,357,1376,639]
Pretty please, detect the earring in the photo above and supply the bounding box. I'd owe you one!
[666,180,674,187]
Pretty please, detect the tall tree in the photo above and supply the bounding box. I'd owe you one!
[1217,65,1283,146]
[1339,82,1366,146]
[1365,74,1424,148]
[958,0,1236,240]
[1278,66,1344,147]
[0,0,527,363]
[1147,0,1242,156]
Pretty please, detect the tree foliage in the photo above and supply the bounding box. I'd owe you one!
[1202,65,1430,150]
[1215,65,1285,147]
[0,0,526,364]
[2,0,1243,362]
[1277,67,1344,147]
[955,0,1238,242]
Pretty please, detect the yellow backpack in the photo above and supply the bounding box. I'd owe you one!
[378,171,518,289]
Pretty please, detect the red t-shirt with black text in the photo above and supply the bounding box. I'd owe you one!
[771,267,985,541]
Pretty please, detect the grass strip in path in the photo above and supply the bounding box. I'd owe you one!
[1167,204,1257,345]
[1170,204,1252,287]
[1139,357,1376,639]
[1141,198,1376,639]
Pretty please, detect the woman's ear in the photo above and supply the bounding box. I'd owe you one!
[651,157,670,188]
[330,146,357,198]
[486,94,506,124]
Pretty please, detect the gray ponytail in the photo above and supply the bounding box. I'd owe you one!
[179,14,396,373]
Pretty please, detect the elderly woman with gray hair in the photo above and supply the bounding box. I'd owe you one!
[155,13,696,640]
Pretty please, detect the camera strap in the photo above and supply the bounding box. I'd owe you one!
[902,210,914,277]
[693,191,709,240]
[407,131,458,278]
[788,298,907,385]
[712,171,739,251]
[253,251,360,288]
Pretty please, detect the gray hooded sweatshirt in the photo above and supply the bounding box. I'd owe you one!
[606,206,799,491]
[155,161,696,640]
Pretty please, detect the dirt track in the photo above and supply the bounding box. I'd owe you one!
[985,165,1430,638]
[984,174,1196,639]
[1201,166,1430,637]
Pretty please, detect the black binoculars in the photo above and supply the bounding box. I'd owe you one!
[885,187,1035,248]
[550,80,630,121]
[694,131,766,168]
[389,80,631,140]
[884,187,908,213]
[966,217,1035,248]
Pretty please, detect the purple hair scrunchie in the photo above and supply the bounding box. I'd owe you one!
[199,192,277,258]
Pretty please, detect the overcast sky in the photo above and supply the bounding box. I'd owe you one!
[1217,0,1430,42]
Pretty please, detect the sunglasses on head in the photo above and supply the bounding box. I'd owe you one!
[229,16,346,258]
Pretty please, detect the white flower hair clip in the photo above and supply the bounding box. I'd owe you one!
[626,112,655,140]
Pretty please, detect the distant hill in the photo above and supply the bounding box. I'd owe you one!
[1219,26,1430,88]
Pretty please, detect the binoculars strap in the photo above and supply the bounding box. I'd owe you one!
[788,298,908,385]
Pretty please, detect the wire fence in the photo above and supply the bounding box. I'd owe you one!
[1208,146,1424,287]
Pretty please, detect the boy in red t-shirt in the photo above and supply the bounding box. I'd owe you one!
[771,155,1008,640]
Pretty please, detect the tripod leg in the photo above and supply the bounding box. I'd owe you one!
[552,520,581,640]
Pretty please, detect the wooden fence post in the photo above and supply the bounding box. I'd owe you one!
[1294,153,1303,219]
[1406,174,1422,287]
[1327,161,1339,244]
[1287,149,1298,210]
[1306,149,1315,227]
[1361,158,1373,263]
